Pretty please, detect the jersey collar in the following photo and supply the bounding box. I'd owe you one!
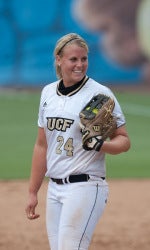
[56,76,89,96]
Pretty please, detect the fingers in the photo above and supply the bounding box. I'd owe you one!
[25,193,40,220]
[27,212,40,220]
[25,203,40,220]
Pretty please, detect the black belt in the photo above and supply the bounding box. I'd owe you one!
[51,174,105,184]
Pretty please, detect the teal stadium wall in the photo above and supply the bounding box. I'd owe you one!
[0,0,142,87]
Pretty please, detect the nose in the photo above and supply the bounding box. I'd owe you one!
[76,59,83,67]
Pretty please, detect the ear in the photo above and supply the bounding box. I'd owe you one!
[56,55,61,66]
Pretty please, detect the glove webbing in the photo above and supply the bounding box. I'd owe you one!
[80,95,110,120]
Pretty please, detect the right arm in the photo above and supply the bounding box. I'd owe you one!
[25,127,47,220]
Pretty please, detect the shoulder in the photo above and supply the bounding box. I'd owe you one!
[41,80,59,97]
[86,77,114,97]
[88,78,126,126]
[39,80,59,107]
[42,80,58,93]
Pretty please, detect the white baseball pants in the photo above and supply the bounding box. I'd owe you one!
[46,178,109,250]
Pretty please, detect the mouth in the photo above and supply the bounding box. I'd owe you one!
[73,70,83,74]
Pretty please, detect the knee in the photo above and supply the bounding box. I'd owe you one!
[58,230,90,250]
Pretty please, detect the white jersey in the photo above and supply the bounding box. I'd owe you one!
[38,77,125,179]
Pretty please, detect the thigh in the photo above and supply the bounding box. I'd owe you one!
[46,185,62,250]
[58,182,109,250]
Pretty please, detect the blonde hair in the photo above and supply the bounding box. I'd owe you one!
[54,33,89,79]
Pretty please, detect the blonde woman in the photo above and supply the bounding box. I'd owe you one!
[25,33,130,250]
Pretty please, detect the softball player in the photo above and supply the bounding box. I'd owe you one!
[25,33,130,250]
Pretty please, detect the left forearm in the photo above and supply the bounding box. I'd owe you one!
[101,135,131,155]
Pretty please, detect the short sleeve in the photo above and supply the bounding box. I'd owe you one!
[37,89,45,128]
[113,95,126,128]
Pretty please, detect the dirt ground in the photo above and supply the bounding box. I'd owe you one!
[0,179,150,250]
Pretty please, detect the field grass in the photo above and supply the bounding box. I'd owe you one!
[0,90,40,179]
[107,91,150,178]
[0,89,150,179]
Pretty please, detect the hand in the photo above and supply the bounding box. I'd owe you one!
[25,193,40,220]
[83,136,104,151]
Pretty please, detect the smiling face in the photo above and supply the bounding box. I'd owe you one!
[56,44,88,87]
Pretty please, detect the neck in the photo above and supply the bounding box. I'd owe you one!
[63,81,80,88]
[58,76,87,95]
[63,76,86,88]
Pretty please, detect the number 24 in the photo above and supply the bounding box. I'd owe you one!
[56,136,74,156]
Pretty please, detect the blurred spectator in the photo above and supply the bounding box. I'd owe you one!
[72,0,150,80]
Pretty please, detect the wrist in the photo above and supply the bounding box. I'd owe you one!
[94,139,104,151]
[29,188,38,196]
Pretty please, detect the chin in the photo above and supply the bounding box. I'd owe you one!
[73,74,84,80]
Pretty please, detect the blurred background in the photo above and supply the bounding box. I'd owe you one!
[0,2,150,249]
[0,0,150,178]
[1,0,150,87]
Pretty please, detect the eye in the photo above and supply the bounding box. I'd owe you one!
[81,57,88,62]
[69,56,88,63]
[70,57,77,62]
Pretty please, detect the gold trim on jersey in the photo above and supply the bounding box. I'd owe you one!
[56,76,89,96]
